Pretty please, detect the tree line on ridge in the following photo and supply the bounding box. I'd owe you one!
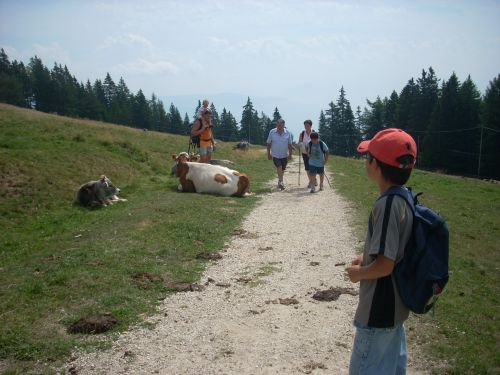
[1,49,498,179]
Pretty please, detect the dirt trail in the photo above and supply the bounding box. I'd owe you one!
[67,159,427,375]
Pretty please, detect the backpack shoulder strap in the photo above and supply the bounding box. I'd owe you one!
[380,186,416,213]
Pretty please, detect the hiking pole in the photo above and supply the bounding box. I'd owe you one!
[298,147,301,186]
[324,172,332,188]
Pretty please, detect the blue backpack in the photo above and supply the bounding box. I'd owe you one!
[381,186,449,314]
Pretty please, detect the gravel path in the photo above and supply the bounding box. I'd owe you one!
[67,159,427,375]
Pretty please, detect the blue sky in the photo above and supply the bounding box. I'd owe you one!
[1,0,499,136]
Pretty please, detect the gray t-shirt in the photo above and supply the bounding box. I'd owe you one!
[354,193,413,328]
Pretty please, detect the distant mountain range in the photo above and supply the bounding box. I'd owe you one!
[158,93,317,138]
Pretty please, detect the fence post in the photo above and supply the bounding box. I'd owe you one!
[477,125,484,178]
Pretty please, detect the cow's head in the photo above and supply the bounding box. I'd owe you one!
[171,152,199,176]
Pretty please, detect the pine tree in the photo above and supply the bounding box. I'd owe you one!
[209,103,220,139]
[423,73,460,170]
[323,101,336,148]
[455,75,482,175]
[481,74,500,179]
[194,100,201,121]
[183,113,190,135]
[364,97,385,139]
[332,87,358,156]
[132,89,151,129]
[92,79,106,121]
[415,67,440,133]
[113,77,132,126]
[220,108,239,141]
[150,93,168,132]
[168,103,183,134]
[79,80,101,120]
[240,97,255,142]
[28,56,54,112]
[0,50,26,106]
[396,78,418,131]
[385,91,399,128]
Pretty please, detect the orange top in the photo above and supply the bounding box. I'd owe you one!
[199,124,213,148]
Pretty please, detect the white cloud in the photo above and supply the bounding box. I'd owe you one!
[33,42,71,65]
[114,58,178,75]
[99,34,153,50]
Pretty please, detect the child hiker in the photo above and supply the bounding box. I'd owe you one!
[306,132,329,193]
[345,128,417,375]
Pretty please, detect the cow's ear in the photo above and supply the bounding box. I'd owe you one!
[100,175,106,181]
[191,155,199,162]
[172,154,178,160]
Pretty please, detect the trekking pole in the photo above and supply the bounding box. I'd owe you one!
[298,147,301,186]
[324,173,332,188]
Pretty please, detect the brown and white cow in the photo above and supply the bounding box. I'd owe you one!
[173,158,250,197]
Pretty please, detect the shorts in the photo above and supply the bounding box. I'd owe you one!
[272,157,288,170]
[198,146,213,155]
[309,165,324,175]
[301,153,310,171]
[349,321,407,375]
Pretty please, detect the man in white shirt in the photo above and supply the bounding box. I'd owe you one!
[266,119,293,190]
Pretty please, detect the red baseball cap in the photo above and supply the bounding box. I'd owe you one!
[357,128,417,169]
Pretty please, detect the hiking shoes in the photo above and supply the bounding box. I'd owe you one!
[319,184,324,191]
[310,186,315,193]
[278,181,285,190]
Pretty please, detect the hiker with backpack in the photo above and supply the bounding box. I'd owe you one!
[191,109,215,163]
[345,128,418,375]
[306,132,329,193]
[298,119,314,188]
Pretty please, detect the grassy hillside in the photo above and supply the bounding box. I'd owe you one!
[0,104,276,374]
[1,103,499,374]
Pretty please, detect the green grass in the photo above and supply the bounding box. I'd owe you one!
[331,156,500,375]
[0,104,275,373]
[1,103,499,374]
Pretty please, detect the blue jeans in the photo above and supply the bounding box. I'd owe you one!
[349,321,407,375]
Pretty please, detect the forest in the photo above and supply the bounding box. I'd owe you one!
[1,48,499,179]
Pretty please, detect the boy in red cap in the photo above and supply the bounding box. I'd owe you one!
[346,128,417,374]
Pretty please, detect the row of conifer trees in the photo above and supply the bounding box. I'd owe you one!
[1,49,499,179]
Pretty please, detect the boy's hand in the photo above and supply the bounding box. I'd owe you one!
[351,255,363,266]
[346,265,361,283]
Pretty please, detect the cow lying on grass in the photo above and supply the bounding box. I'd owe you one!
[74,175,127,207]
[233,141,249,151]
[170,152,235,176]
[172,153,250,197]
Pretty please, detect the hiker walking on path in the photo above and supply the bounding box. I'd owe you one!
[191,109,215,163]
[306,132,329,193]
[346,128,417,375]
[298,119,314,188]
[266,118,293,190]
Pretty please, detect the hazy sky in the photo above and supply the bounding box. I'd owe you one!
[1,0,499,136]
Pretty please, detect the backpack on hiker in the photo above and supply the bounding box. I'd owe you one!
[381,186,449,314]
[188,119,202,153]
[308,140,326,154]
